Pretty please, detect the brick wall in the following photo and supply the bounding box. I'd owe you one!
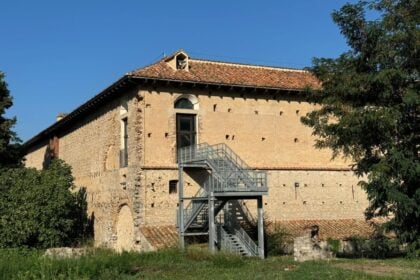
[142,87,351,169]
[25,139,48,169]
[25,84,369,251]
[26,88,148,250]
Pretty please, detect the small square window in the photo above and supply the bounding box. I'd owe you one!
[169,180,178,194]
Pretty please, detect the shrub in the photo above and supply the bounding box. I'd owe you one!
[264,220,293,256]
[338,235,402,259]
[265,222,292,256]
[327,238,340,255]
[0,159,91,248]
[247,215,292,256]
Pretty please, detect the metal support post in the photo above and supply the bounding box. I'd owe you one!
[208,191,216,253]
[178,165,185,250]
[257,197,265,259]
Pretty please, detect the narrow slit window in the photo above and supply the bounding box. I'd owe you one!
[169,180,178,194]
[120,118,128,168]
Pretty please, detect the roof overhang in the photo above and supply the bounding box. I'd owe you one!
[129,75,309,96]
[24,76,133,149]
[24,75,310,150]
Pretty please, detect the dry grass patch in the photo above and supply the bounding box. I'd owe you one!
[335,262,420,278]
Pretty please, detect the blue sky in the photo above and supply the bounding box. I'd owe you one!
[0,0,357,141]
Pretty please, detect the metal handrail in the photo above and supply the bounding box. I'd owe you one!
[183,187,207,212]
[231,200,256,225]
[183,203,208,228]
[224,203,259,256]
[219,227,245,256]
[208,157,256,190]
[182,188,208,227]
[178,143,263,257]
[203,154,254,192]
[233,226,258,256]
[219,225,258,257]
[178,143,268,192]
[203,168,261,193]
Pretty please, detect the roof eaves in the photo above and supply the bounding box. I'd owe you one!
[24,73,311,150]
[24,75,133,149]
[129,75,308,93]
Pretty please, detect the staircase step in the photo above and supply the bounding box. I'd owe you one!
[182,232,209,236]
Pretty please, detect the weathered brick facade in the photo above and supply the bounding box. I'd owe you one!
[25,50,370,251]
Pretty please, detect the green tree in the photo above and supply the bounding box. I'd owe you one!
[0,71,22,167]
[0,159,91,248]
[302,0,419,250]
[0,72,91,248]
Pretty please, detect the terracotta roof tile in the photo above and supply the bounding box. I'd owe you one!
[139,219,374,250]
[130,56,320,91]
[140,226,178,250]
[24,51,320,148]
[274,219,375,240]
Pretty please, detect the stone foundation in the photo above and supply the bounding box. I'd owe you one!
[293,226,334,262]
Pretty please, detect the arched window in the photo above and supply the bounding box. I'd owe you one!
[174,98,194,109]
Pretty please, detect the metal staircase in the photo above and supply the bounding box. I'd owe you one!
[177,143,268,258]
[178,143,267,193]
[226,200,256,231]
[219,226,258,257]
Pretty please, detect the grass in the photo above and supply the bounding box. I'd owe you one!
[0,247,419,280]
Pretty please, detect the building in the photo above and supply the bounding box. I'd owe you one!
[24,50,371,256]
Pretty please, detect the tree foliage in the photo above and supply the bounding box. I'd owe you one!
[0,159,92,248]
[302,0,419,249]
[0,72,22,167]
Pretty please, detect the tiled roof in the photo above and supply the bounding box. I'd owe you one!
[275,219,375,240]
[130,53,320,91]
[140,226,178,250]
[24,50,319,148]
[138,219,374,250]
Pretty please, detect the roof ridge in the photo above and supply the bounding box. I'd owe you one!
[126,51,176,75]
[126,58,165,75]
[190,58,308,73]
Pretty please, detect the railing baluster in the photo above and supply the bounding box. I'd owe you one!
[178,143,265,257]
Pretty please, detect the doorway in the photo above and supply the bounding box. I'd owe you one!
[176,114,196,152]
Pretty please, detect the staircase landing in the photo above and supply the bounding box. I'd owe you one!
[177,143,267,258]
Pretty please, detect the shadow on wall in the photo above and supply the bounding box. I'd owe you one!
[83,211,95,246]
[187,169,210,188]
[41,145,96,246]
[73,187,96,247]
[42,144,54,169]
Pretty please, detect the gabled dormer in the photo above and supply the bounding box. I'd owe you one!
[165,50,189,71]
